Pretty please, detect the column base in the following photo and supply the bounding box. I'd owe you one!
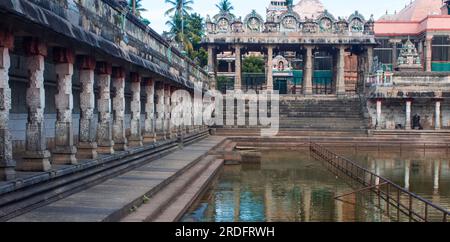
[0,166,16,181]
[77,142,98,160]
[143,134,156,143]
[97,144,114,155]
[114,142,128,151]
[18,150,51,172]
[52,146,78,165]
[128,137,143,147]
[155,131,166,141]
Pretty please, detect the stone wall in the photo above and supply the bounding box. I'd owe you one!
[367,99,449,129]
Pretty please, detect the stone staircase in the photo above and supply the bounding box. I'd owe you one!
[279,97,367,131]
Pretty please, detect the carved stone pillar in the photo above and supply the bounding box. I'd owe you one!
[164,84,172,139]
[266,45,274,91]
[129,73,143,147]
[376,99,382,130]
[207,45,215,74]
[143,79,156,143]
[435,99,441,130]
[111,67,127,151]
[336,45,346,96]
[367,46,373,73]
[96,62,114,154]
[0,30,15,180]
[52,48,77,165]
[19,37,51,171]
[77,56,98,160]
[234,45,242,90]
[155,82,165,139]
[426,36,433,72]
[303,46,313,96]
[170,86,180,137]
[405,99,412,130]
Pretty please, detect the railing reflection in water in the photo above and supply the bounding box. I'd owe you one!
[310,143,450,222]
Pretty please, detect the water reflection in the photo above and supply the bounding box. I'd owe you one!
[336,148,450,212]
[184,151,398,222]
[182,149,450,222]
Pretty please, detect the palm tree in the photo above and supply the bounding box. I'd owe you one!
[165,13,193,52]
[215,0,234,13]
[165,0,194,17]
[128,0,147,17]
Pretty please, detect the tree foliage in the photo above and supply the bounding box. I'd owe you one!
[242,56,265,73]
[216,0,234,13]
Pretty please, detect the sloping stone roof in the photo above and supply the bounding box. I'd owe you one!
[380,0,442,21]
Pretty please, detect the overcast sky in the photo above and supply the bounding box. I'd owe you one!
[141,0,414,34]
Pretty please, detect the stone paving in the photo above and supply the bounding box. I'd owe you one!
[9,136,225,222]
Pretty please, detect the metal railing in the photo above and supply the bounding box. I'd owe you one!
[310,143,450,222]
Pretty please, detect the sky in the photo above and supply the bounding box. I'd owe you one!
[141,0,414,34]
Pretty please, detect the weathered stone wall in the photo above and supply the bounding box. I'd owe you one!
[367,99,449,129]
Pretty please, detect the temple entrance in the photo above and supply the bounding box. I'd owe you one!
[274,78,288,94]
[313,51,333,95]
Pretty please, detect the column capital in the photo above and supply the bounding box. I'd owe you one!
[145,78,154,86]
[96,62,112,75]
[112,67,126,79]
[305,45,315,50]
[0,30,14,48]
[23,37,47,57]
[79,56,96,70]
[53,47,75,64]
[130,72,141,82]
[388,39,402,44]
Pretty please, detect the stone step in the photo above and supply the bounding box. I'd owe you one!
[7,136,226,222]
[121,156,223,222]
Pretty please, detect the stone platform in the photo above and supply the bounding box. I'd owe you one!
[8,136,225,222]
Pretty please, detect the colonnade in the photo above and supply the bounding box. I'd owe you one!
[0,32,206,181]
[207,44,373,96]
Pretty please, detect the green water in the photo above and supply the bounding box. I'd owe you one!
[182,149,450,222]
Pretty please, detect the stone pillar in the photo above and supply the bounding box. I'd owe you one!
[418,41,424,69]
[435,99,441,130]
[164,84,172,139]
[172,87,182,137]
[234,45,242,90]
[367,46,373,73]
[303,46,313,96]
[405,160,410,190]
[52,48,77,165]
[155,82,165,139]
[426,36,433,72]
[336,45,346,96]
[0,30,15,180]
[391,40,400,70]
[111,67,127,151]
[143,79,156,143]
[77,56,98,160]
[227,61,232,73]
[19,37,51,171]
[207,45,215,75]
[129,73,143,146]
[376,99,382,130]
[96,62,114,154]
[405,99,412,130]
[266,45,274,91]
